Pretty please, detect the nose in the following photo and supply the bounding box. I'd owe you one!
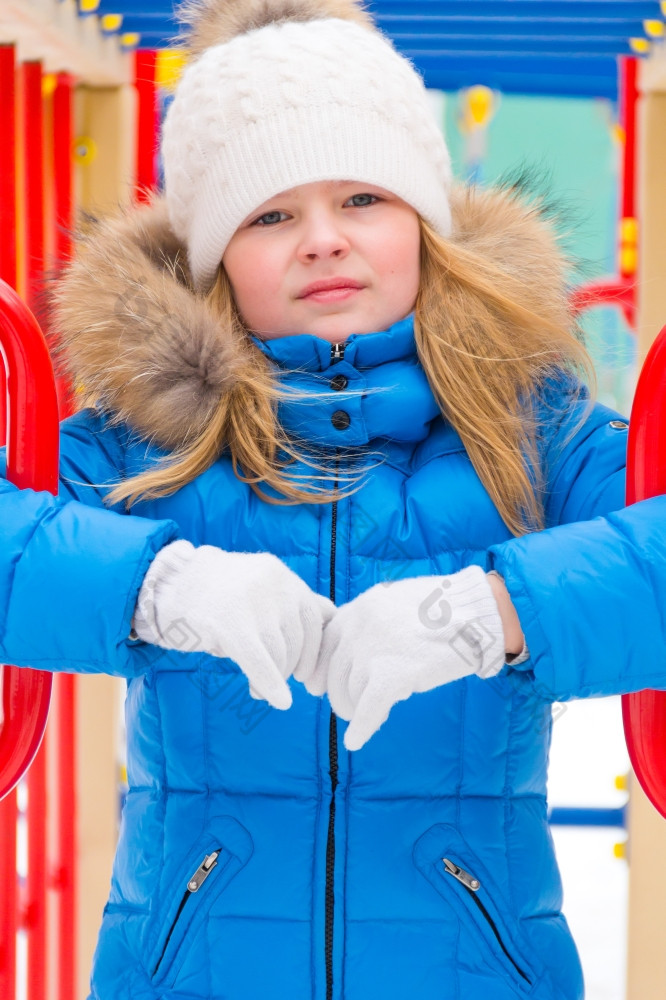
[296,211,350,262]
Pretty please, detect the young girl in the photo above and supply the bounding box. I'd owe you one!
[4,0,666,998]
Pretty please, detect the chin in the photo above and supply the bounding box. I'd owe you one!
[308,312,393,343]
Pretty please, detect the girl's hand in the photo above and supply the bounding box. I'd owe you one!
[131,540,336,709]
[305,567,507,751]
[486,571,525,657]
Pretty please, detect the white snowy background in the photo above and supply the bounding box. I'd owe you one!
[548,695,630,999]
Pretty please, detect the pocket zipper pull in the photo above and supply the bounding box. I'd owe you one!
[187,851,220,893]
[443,857,481,891]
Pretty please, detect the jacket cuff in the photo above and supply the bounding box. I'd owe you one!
[505,638,531,666]
[131,539,196,642]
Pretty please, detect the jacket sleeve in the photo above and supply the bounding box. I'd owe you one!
[0,409,181,677]
[488,376,666,701]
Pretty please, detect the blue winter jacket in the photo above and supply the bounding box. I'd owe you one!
[4,192,666,1000]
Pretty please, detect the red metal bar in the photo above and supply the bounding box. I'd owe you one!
[0,47,17,290]
[53,675,76,1000]
[0,45,17,448]
[622,325,666,818]
[570,57,639,327]
[618,57,639,284]
[0,278,58,1000]
[52,71,76,416]
[0,48,19,1000]
[569,276,636,330]
[619,57,638,225]
[25,747,48,1000]
[0,789,17,1000]
[51,69,77,1000]
[21,62,44,319]
[19,59,49,1000]
[0,279,59,791]
[134,50,158,203]
[53,73,74,268]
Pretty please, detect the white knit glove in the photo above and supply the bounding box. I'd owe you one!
[131,540,336,709]
[306,566,505,750]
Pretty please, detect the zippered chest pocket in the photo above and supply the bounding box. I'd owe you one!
[150,816,253,989]
[413,824,545,996]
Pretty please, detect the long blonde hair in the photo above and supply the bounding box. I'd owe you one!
[104,215,595,536]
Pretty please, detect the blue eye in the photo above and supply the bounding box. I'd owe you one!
[254,211,288,226]
[347,194,379,207]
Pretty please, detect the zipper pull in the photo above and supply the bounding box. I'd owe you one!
[331,342,346,362]
[443,857,481,891]
[187,850,220,893]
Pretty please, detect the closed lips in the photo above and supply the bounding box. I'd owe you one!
[298,279,364,297]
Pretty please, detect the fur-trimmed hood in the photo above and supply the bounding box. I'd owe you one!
[49,182,573,453]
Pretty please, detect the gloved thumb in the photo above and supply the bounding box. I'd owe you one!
[343,681,394,751]
[242,648,293,710]
[301,611,342,697]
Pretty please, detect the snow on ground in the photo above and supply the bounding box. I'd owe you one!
[548,695,630,1000]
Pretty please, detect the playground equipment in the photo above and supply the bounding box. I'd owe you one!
[0,280,61,1000]
[0,28,161,997]
[0,2,665,997]
[562,53,666,822]
[0,283,59,799]
[569,57,638,331]
[622,323,666,819]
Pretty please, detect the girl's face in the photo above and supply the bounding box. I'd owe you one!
[222,180,421,343]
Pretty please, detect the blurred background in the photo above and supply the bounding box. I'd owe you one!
[1,3,666,1000]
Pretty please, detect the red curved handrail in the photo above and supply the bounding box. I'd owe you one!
[0,279,59,801]
[622,324,666,817]
[569,276,636,332]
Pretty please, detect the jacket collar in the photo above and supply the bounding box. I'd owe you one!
[249,315,441,446]
[249,312,418,371]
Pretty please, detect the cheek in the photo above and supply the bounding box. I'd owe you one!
[374,221,421,295]
[223,243,284,325]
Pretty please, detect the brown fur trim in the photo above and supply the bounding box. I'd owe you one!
[174,0,374,58]
[448,183,572,333]
[49,183,573,453]
[49,197,250,450]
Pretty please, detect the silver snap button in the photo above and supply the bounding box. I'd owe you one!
[609,420,628,430]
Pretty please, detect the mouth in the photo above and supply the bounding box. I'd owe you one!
[297,279,365,302]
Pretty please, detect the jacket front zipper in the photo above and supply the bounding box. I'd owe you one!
[153,849,221,978]
[325,340,345,1000]
[442,858,531,984]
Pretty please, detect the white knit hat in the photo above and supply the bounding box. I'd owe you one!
[162,1,453,293]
